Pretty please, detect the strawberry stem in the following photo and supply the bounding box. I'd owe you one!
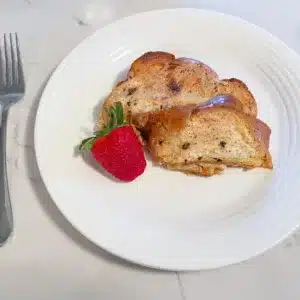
[79,102,128,151]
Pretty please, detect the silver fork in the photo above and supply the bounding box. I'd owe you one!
[0,33,25,245]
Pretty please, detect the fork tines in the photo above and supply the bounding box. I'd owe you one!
[0,33,24,92]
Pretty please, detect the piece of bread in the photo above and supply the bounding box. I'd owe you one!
[98,51,257,128]
[132,97,272,176]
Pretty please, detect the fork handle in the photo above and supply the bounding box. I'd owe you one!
[0,107,13,244]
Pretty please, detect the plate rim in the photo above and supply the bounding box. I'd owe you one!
[34,8,300,270]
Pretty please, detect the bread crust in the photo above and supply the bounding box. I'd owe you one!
[133,103,272,176]
[97,51,271,176]
[98,51,257,128]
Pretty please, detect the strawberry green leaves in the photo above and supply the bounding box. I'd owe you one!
[107,102,126,128]
[79,102,128,151]
[78,137,96,151]
[78,101,146,182]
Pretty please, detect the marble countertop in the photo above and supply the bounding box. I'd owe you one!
[1,0,300,299]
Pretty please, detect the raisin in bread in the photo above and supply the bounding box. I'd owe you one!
[98,51,257,128]
[132,96,272,176]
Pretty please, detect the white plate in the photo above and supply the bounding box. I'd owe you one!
[34,9,300,270]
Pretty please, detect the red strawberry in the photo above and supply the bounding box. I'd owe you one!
[79,102,146,182]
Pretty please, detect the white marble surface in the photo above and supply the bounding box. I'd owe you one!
[1,0,300,299]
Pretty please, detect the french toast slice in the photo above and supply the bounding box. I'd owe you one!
[98,51,257,127]
[132,97,272,176]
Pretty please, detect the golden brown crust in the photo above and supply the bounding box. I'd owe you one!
[94,51,273,176]
[132,95,245,130]
[97,51,272,176]
[128,51,175,78]
[136,104,272,175]
[98,51,258,129]
[213,78,257,116]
